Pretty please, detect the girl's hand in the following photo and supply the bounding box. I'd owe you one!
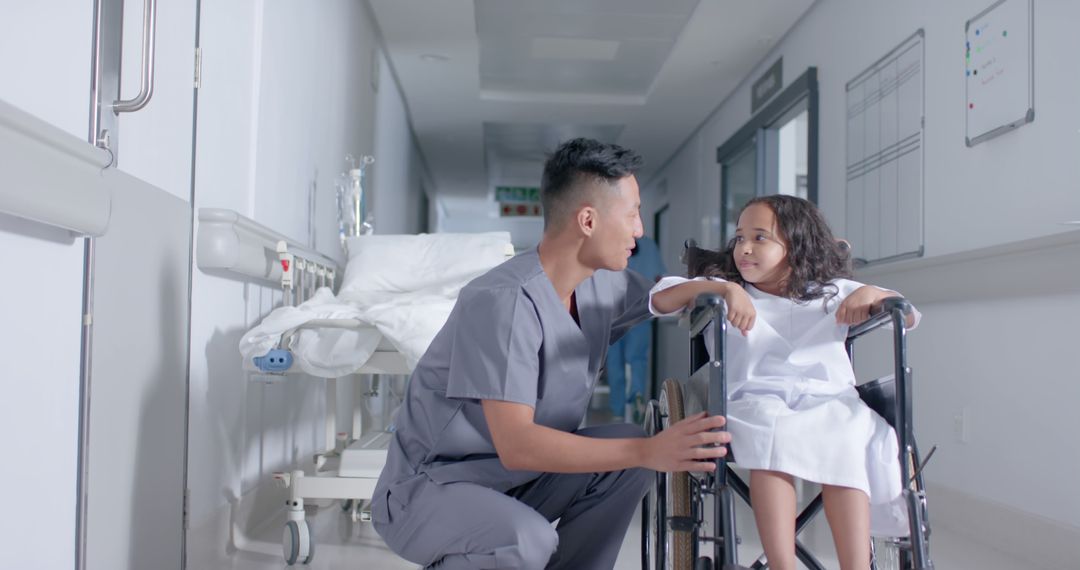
[722,284,756,335]
[836,285,896,325]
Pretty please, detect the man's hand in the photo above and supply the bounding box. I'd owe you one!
[640,412,730,473]
[721,284,756,336]
[836,285,896,325]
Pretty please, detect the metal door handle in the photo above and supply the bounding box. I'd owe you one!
[113,0,157,113]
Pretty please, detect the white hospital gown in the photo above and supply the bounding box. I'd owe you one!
[651,276,921,537]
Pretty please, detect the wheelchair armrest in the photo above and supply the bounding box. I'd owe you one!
[689,293,726,338]
[846,296,913,341]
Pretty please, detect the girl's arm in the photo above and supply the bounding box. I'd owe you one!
[836,285,918,328]
[650,277,757,335]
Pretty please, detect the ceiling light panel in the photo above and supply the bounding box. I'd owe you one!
[531,37,619,61]
[475,0,700,96]
[484,122,625,163]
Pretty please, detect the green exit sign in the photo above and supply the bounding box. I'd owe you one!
[495,186,540,203]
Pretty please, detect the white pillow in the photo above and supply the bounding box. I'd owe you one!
[339,232,513,306]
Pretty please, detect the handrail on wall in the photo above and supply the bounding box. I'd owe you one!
[0,99,112,236]
[196,208,340,285]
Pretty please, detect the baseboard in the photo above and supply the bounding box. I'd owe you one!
[927,482,1080,569]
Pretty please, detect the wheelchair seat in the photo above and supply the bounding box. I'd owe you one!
[857,375,897,429]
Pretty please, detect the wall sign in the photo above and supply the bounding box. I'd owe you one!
[752,58,783,113]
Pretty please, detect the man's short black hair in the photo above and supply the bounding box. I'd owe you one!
[540,138,643,229]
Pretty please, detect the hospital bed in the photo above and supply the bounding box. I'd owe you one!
[642,242,935,570]
[198,208,513,565]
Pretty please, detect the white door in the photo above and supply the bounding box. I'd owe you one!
[84,1,198,568]
[0,1,197,568]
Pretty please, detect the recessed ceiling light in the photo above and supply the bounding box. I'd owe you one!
[420,53,451,62]
[531,37,619,61]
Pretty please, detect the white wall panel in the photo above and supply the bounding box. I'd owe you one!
[0,221,83,570]
[373,50,429,235]
[85,173,190,570]
[0,0,94,137]
[0,4,98,559]
[115,0,198,201]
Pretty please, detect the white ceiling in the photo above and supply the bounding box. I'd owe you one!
[368,0,816,206]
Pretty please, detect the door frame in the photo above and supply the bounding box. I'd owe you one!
[715,67,819,243]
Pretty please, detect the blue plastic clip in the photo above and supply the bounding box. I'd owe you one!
[254,349,293,372]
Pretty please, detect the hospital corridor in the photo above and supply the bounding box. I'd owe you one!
[2,0,1079,569]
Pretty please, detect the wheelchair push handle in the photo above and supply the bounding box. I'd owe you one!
[847,296,913,340]
[689,293,726,338]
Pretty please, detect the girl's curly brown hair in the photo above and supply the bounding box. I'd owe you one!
[688,195,852,303]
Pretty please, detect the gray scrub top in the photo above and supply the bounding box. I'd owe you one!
[371,248,653,523]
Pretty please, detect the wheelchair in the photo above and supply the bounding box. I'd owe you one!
[641,246,934,570]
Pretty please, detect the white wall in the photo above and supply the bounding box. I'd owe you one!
[115,0,198,200]
[0,223,83,570]
[186,2,430,566]
[642,0,1080,540]
[0,1,94,139]
[0,4,114,568]
[435,195,544,250]
[372,50,432,235]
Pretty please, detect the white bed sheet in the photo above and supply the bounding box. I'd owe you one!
[239,232,513,376]
[239,288,382,377]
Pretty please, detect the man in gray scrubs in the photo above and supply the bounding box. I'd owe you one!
[371,138,730,569]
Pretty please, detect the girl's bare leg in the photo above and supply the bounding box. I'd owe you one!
[750,470,797,570]
[822,484,871,570]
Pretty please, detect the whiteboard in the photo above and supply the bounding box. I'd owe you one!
[845,30,924,266]
[965,0,1034,146]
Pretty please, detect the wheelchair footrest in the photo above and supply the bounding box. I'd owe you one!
[667,516,697,532]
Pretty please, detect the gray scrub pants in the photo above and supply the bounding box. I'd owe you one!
[375,423,652,569]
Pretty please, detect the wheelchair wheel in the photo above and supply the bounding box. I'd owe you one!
[642,402,662,570]
[647,378,693,570]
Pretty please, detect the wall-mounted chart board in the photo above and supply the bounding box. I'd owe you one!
[965,0,1034,147]
[846,30,924,266]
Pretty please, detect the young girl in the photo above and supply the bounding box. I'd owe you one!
[649,195,919,570]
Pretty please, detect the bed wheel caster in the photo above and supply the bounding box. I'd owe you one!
[283,519,314,565]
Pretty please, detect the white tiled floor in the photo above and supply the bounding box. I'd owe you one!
[213,407,1048,569]
[216,491,1048,570]
[211,460,1051,570]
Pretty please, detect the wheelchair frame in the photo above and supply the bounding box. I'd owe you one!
[642,293,934,570]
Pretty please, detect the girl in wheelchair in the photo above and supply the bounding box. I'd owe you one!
[649,195,920,570]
